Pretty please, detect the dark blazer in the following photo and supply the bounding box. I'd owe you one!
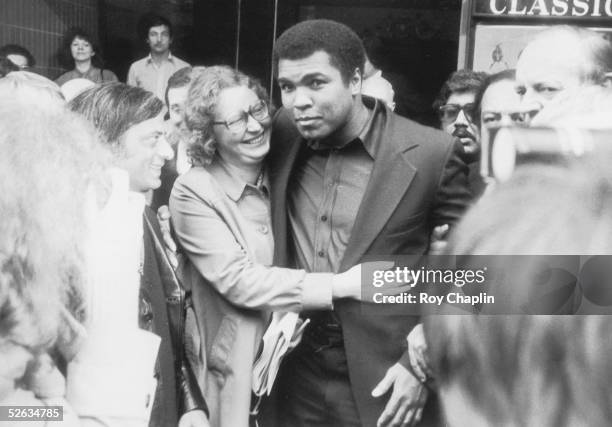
[142,207,207,427]
[267,98,471,427]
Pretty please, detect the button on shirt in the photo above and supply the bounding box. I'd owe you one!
[127,53,190,100]
[288,100,383,275]
[215,163,276,265]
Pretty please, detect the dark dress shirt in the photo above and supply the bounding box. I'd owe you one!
[288,100,382,275]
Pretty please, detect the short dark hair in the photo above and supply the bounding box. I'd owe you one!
[164,66,193,106]
[138,13,173,41]
[61,27,103,69]
[68,82,164,148]
[433,69,488,111]
[0,44,35,68]
[0,56,19,77]
[273,19,365,83]
[473,69,516,127]
[362,33,387,71]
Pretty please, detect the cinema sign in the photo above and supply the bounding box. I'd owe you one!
[475,0,612,17]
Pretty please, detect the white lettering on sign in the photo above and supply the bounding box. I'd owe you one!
[490,0,508,13]
[482,0,612,17]
[551,0,569,15]
[527,0,551,15]
[573,0,590,15]
[509,0,528,14]
[593,0,602,16]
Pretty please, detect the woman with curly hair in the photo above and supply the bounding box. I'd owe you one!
[169,66,365,427]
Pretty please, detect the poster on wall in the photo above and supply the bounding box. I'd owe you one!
[471,23,612,71]
[471,24,544,71]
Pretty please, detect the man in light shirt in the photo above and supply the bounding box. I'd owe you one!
[362,56,395,111]
[127,14,190,100]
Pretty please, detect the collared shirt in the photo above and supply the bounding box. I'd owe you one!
[55,65,118,87]
[209,158,275,264]
[288,99,383,275]
[127,52,190,100]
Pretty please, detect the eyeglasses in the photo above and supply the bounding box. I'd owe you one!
[213,100,270,133]
[438,103,476,123]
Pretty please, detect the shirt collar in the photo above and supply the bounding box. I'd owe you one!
[306,96,383,159]
[146,52,175,64]
[208,157,269,202]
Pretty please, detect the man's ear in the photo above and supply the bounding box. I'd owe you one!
[350,67,362,96]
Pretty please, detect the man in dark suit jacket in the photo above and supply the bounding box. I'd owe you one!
[68,83,208,427]
[142,208,208,427]
[266,20,471,427]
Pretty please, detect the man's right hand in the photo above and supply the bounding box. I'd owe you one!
[332,262,409,301]
[372,363,428,427]
[407,324,433,383]
[332,263,363,299]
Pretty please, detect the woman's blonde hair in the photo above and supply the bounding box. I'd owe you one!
[184,65,269,166]
[0,98,107,353]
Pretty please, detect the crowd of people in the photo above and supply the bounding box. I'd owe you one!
[2,11,612,427]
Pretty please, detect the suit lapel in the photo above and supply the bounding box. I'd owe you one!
[340,119,418,271]
[140,213,179,426]
[270,131,304,266]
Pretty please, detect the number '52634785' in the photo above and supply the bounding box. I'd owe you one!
[1,406,63,421]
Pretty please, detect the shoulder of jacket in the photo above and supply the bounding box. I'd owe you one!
[174,166,215,191]
[389,113,454,150]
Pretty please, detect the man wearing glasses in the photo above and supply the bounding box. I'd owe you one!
[433,70,487,165]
